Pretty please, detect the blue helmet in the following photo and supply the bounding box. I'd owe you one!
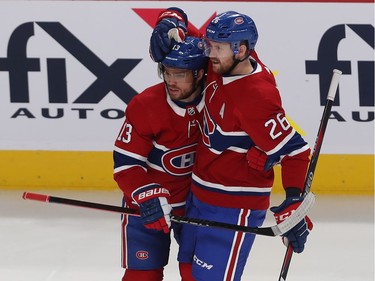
[162,36,208,71]
[206,11,258,52]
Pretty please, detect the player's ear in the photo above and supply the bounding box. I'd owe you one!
[196,69,205,81]
[236,44,248,60]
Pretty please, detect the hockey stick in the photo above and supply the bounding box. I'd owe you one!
[22,191,314,237]
[277,69,342,281]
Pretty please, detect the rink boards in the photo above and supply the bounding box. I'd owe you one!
[0,150,372,194]
[0,1,373,194]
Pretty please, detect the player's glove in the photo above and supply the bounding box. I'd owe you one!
[270,194,313,253]
[246,146,279,171]
[246,146,268,171]
[132,185,172,234]
[150,7,188,62]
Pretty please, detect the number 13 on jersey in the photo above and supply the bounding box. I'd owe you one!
[117,121,133,143]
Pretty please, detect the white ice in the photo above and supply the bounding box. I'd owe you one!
[0,190,373,281]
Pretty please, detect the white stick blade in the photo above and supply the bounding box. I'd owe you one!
[275,192,316,235]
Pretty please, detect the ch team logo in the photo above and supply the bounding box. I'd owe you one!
[136,250,149,260]
[306,24,374,122]
[161,143,197,176]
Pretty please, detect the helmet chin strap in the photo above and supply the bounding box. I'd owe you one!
[224,49,253,75]
[190,75,204,99]
[189,70,206,100]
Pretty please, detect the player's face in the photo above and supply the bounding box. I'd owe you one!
[205,40,234,74]
[163,67,197,102]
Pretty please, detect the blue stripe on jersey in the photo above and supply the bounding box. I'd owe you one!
[192,175,271,197]
[113,150,147,170]
[148,146,166,170]
[204,124,253,153]
[265,132,309,170]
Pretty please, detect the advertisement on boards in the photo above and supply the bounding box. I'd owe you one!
[0,1,373,155]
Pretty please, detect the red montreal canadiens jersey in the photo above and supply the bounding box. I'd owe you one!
[192,57,310,210]
[114,82,204,208]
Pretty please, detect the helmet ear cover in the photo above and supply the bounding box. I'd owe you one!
[231,40,250,55]
[231,41,240,54]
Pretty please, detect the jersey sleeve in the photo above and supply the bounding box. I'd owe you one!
[113,97,161,199]
[237,85,310,192]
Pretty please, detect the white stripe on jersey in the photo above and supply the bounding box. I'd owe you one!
[192,174,272,193]
[266,129,296,155]
[114,145,148,162]
[146,160,164,172]
[227,146,248,153]
[216,124,248,136]
[114,164,146,174]
[287,144,310,157]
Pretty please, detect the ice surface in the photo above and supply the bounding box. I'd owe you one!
[0,190,373,281]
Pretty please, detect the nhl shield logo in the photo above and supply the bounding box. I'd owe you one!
[187,105,196,116]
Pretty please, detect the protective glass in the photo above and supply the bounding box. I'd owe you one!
[203,38,234,58]
[162,68,192,83]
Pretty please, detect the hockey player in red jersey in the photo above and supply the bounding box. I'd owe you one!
[149,8,313,281]
[113,36,207,281]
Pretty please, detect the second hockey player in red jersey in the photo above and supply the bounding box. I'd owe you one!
[149,8,313,281]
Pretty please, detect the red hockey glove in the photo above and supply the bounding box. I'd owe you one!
[270,196,313,253]
[246,146,268,171]
[132,185,172,234]
[150,7,188,62]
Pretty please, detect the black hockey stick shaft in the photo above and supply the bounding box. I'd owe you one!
[277,69,342,281]
[22,191,278,236]
[22,191,139,215]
